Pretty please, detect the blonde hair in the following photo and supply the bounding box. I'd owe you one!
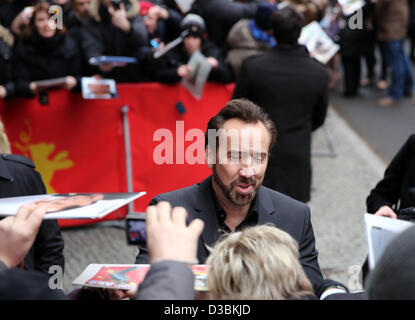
[206,225,315,300]
[0,118,11,154]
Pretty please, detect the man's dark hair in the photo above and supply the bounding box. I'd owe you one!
[271,6,304,44]
[205,98,277,152]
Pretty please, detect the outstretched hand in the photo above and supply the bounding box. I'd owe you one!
[0,203,46,268]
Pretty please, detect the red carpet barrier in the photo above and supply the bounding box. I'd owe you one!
[0,83,235,227]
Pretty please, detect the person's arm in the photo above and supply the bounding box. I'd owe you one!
[367,135,415,215]
[0,204,46,269]
[136,202,204,300]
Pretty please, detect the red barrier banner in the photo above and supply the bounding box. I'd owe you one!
[0,83,235,227]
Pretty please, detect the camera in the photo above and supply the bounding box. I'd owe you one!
[125,212,147,246]
[111,0,122,10]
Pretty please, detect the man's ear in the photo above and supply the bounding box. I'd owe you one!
[205,145,215,169]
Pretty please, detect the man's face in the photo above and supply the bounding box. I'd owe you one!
[73,0,91,18]
[183,35,201,55]
[143,11,158,34]
[208,119,270,207]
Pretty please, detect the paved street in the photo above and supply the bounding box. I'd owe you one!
[61,105,387,294]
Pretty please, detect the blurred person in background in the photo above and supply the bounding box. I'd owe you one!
[148,14,233,84]
[12,2,81,97]
[140,1,182,45]
[367,134,415,220]
[81,0,148,82]
[190,0,262,47]
[233,6,328,202]
[374,0,413,106]
[0,0,40,37]
[206,225,316,300]
[226,2,278,78]
[66,0,94,76]
[0,24,14,99]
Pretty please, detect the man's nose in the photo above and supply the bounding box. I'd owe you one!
[239,167,255,178]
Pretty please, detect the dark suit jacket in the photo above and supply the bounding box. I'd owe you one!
[233,44,329,202]
[367,134,415,213]
[135,176,345,298]
[0,154,65,274]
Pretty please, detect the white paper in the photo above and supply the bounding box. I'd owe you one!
[73,263,210,291]
[0,192,145,220]
[181,50,212,100]
[175,0,194,14]
[81,77,118,100]
[298,21,340,64]
[364,213,413,270]
[338,0,364,16]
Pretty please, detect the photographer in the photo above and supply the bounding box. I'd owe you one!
[367,134,415,219]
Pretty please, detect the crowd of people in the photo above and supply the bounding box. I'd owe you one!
[1,0,415,302]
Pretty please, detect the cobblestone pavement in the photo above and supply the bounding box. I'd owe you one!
[61,107,385,294]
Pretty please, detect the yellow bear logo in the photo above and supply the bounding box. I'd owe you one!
[14,120,74,194]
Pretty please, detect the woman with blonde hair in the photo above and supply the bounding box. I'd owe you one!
[206,225,316,300]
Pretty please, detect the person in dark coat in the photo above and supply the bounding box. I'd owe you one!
[375,0,413,106]
[367,134,415,219]
[81,0,148,82]
[12,2,81,98]
[65,0,95,76]
[0,0,40,36]
[191,0,261,47]
[140,2,182,45]
[0,153,65,274]
[233,6,328,203]
[149,14,233,84]
[0,25,15,99]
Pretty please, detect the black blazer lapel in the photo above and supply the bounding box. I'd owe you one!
[256,186,277,225]
[192,176,223,260]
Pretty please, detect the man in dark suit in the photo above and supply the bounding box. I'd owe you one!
[233,5,328,203]
[136,99,347,299]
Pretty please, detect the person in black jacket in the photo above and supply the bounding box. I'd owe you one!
[367,134,415,219]
[191,0,261,47]
[233,6,328,203]
[12,2,81,98]
[81,0,148,82]
[0,152,65,275]
[0,25,14,99]
[149,14,233,84]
